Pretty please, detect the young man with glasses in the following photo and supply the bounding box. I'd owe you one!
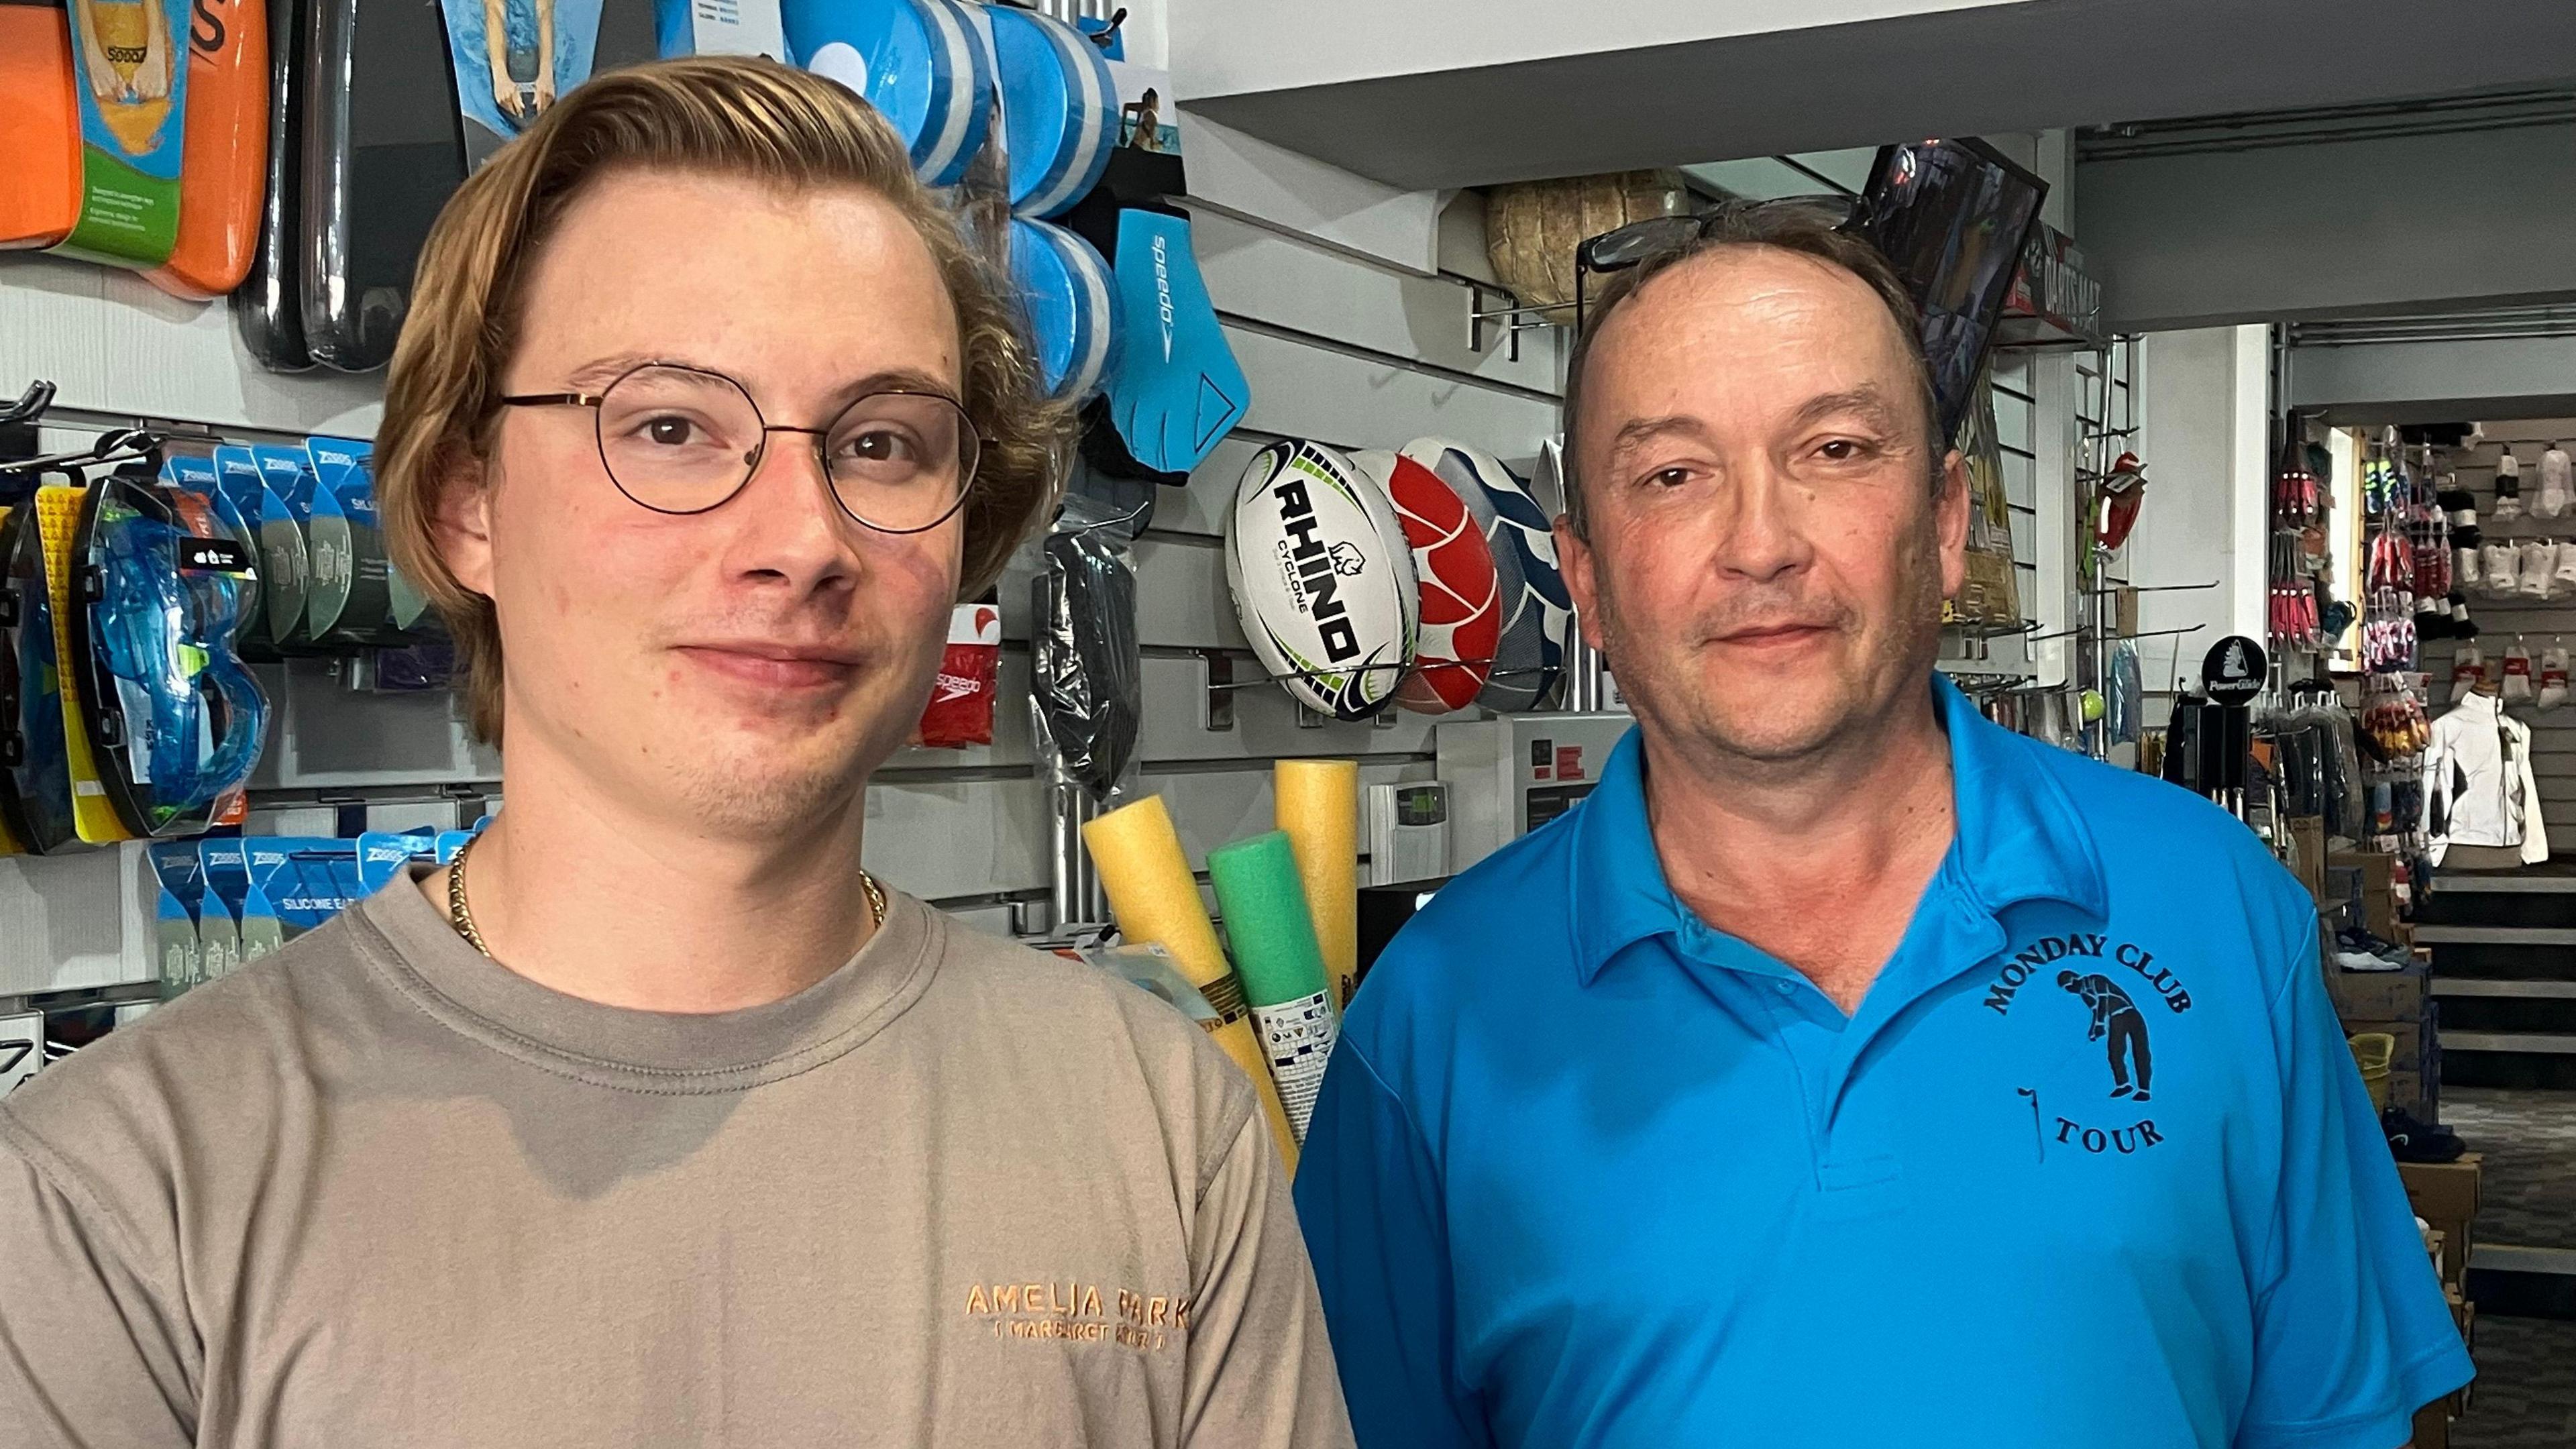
[0,58,1350,1448]
[1295,200,2466,1448]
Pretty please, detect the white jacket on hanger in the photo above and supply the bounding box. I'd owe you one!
[2422,689,2551,865]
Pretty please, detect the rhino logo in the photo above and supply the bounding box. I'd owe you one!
[1328,541,1366,578]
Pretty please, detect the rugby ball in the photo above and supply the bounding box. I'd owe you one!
[1226,441,1419,720]
[1401,438,1571,712]
[1352,449,1501,714]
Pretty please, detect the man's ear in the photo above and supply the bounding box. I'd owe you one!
[1935,447,1972,602]
[1555,513,1609,656]
[431,447,498,599]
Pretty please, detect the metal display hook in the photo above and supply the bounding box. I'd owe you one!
[2021,622,2208,645]
[1,380,57,429]
[11,425,164,474]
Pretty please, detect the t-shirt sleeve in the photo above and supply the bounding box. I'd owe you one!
[2237,920,2473,1449]
[1181,1104,1356,1449]
[0,1120,197,1449]
[1292,1042,1490,1449]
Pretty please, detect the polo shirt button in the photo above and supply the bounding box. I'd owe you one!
[1775,979,1795,995]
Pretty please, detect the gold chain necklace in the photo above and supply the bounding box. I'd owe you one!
[443,834,886,959]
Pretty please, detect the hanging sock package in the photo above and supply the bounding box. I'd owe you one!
[2451,644,2486,703]
[2493,452,2524,521]
[2542,645,2571,712]
[2540,444,2572,520]
[2483,541,2520,599]
[2520,541,2558,601]
[2503,643,2536,705]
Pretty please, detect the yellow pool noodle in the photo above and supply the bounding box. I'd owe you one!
[1083,795,1301,1175]
[1275,759,1358,1008]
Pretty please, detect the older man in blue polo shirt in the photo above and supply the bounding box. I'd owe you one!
[1293,201,2468,1449]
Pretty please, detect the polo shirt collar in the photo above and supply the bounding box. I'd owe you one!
[1566,676,2110,985]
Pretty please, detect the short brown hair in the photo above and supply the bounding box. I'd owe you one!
[378,57,1071,745]
[1559,201,1939,538]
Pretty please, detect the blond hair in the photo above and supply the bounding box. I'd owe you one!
[378,56,1070,745]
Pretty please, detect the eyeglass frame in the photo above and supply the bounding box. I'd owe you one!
[1571,193,1866,338]
[496,360,983,535]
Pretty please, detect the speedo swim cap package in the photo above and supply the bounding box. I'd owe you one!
[249,443,314,651]
[0,502,79,855]
[246,836,362,938]
[66,473,268,838]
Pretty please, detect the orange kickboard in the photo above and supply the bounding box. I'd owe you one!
[145,0,267,298]
[0,4,81,250]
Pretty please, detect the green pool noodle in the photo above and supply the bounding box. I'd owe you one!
[1206,831,1332,1011]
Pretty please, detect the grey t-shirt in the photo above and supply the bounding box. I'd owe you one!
[0,879,1352,1448]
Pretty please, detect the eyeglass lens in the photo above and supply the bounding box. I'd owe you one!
[594,365,979,531]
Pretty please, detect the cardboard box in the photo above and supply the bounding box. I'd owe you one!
[2290,816,2328,904]
[2347,1018,2425,1072]
[2413,1397,2450,1449]
[2330,849,2400,939]
[2385,1065,2430,1119]
[2330,965,2429,1024]
[2455,1299,2477,1413]
[2400,1155,2482,1287]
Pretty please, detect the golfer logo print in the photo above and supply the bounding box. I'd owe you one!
[1983,930,2192,1162]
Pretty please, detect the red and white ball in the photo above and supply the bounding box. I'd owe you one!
[1352,449,1501,714]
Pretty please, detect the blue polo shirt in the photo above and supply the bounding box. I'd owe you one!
[1295,678,2471,1449]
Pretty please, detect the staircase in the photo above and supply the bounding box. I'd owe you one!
[2414,871,2576,1320]
[2416,874,2576,1092]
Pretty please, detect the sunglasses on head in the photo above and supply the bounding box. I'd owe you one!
[1572,195,1867,333]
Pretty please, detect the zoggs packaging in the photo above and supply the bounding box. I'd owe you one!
[245,837,364,943]
[248,445,315,652]
[305,435,407,647]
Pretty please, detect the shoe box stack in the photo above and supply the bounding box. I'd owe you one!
[2326,847,2405,943]
[2401,1153,2483,1449]
[2330,961,2438,1120]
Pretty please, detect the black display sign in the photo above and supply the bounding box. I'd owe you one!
[2202,636,2267,705]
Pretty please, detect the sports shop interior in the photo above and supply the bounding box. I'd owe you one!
[4,1,2576,1442]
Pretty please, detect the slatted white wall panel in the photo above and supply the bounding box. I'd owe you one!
[3,183,1553,943]
[3,123,2094,967]
[2412,420,2576,835]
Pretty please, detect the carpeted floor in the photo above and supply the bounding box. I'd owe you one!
[2451,1316,2576,1448]
[2438,1087,2576,1446]
[2443,1087,2576,1250]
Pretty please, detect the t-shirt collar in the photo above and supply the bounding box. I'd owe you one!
[1566,675,2110,985]
[353,864,942,1091]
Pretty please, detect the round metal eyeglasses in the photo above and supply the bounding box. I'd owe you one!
[500,362,981,533]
